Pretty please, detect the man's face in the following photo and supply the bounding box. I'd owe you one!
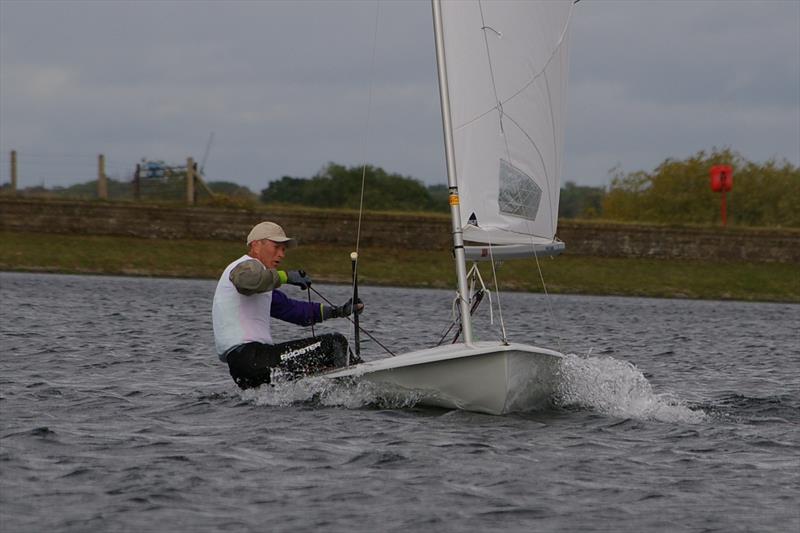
[251,239,287,269]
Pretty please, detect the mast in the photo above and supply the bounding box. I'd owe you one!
[432,0,473,345]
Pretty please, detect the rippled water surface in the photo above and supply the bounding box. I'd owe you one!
[1,272,798,532]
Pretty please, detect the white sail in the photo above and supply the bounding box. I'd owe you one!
[440,0,573,246]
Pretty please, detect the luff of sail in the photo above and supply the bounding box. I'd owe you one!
[439,0,573,248]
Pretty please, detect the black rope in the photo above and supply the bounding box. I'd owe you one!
[309,286,396,357]
[436,289,485,346]
[307,286,316,339]
[351,254,361,359]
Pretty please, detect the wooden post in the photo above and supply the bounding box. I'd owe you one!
[134,164,141,200]
[193,162,199,204]
[10,150,17,192]
[194,164,215,199]
[97,154,108,199]
[186,157,195,205]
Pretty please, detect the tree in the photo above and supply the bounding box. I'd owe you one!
[602,148,800,227]
[207,181,257,199]
[260,163,447,212]
[559,181,604,218]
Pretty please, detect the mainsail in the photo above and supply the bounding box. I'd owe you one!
[439,0,573,247]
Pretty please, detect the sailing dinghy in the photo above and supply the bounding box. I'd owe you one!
[321,0,574,415]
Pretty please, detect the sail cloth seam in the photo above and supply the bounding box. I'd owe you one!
[478,0,506,138]
[544,73,559,239]
[498,94,557,242]
[451,3,575,133]
[501,112,552,229]
[477,0,509,342]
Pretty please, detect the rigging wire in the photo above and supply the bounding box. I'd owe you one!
[349,0,382,358]
[530,238,564,354]
[477,0,509,343]
[485,243,508,343]
[353,1,381,259]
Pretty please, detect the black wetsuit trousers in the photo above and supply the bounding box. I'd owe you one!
[226,332,361,390]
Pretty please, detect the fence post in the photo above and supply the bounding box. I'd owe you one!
[10,150,17,192]
[97,154,108,199]
[134,164,140,200]
[186,157,195,206]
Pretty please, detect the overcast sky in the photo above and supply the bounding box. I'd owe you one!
[1,0,798,191]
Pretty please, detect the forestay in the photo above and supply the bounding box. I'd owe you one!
[439,0,573,247]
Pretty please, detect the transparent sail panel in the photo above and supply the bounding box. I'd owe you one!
[498,159,542,221]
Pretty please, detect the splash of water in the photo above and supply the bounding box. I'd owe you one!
[241,376,425,410]
[555,353,706,424]
[242,354,705,423]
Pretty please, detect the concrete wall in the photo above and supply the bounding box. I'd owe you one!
[1,198,797,263]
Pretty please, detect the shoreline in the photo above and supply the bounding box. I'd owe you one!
[2,268,796,306]
[2,231,797,304]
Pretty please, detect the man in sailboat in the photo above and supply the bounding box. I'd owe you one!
[212,221,363,389]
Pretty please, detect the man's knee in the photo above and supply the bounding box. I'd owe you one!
[320,332,358,367]
[327,332,348,350]
[226,342,277,389]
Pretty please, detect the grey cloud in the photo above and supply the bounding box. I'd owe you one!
[1,0,797,192]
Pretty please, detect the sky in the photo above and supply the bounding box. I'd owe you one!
[1,0,798,191]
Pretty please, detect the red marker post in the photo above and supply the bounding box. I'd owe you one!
[710,165,733,226]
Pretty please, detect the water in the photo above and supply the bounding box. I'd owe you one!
[1,272,798,532]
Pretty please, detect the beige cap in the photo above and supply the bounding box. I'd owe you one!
[246,221,297,247]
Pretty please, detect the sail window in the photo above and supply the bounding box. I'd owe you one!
[498,159,541,221]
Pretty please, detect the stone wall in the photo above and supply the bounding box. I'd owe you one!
[0,198,449,249]
[1,198,797,263]
[555,222,799,263]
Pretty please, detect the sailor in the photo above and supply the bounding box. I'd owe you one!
[212,221,363,389]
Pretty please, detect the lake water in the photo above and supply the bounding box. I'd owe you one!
[1,272,798,532]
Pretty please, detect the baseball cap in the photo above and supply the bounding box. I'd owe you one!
[246,221,297,247]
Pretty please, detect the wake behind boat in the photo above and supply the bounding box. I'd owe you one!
[313,0,576,415]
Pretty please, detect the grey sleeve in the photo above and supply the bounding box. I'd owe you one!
[229,259,281,295]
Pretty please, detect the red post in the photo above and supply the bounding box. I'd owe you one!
[710,165,733,227]
[721,190,727,227]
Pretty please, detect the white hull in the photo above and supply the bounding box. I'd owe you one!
[321,342,563,415]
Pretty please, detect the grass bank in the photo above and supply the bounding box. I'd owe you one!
[1,231,797,303]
